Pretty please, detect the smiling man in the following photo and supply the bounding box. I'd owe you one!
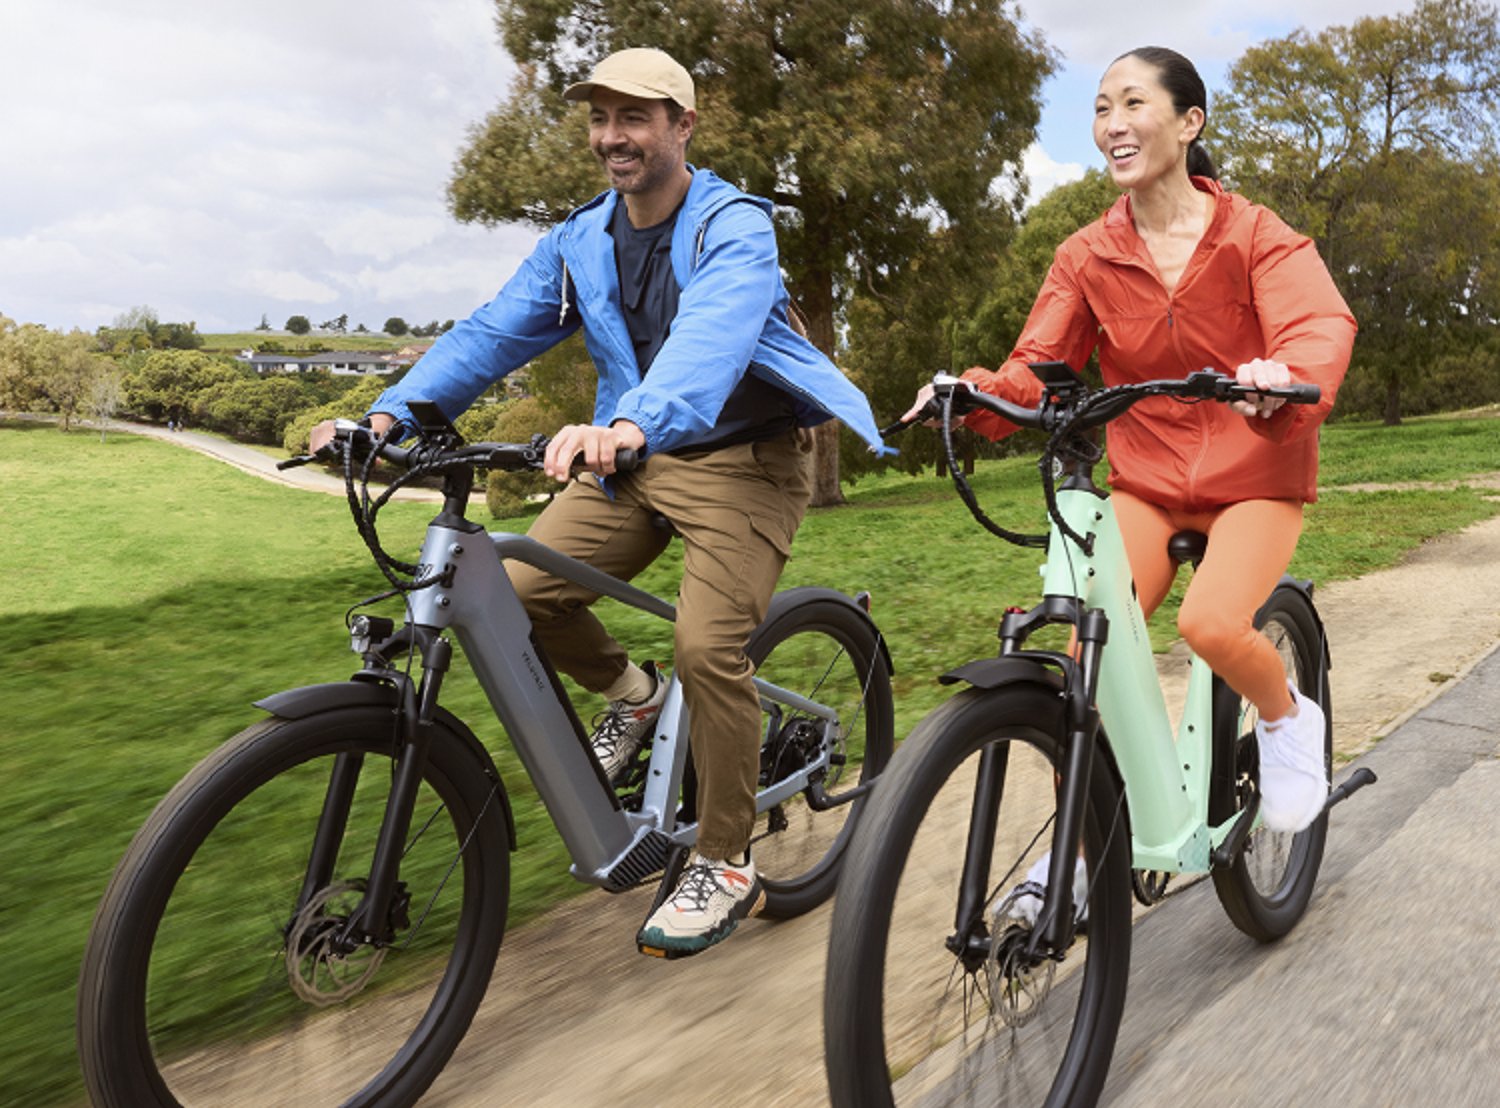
[324,47,886,959]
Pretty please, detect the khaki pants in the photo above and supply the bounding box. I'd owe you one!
[508,430,813,859]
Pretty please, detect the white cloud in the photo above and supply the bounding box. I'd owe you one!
[0,0,518,332]
[0,0,1445,333]
[318,211,452,264]
[235,271,342,306]
[1021,144,1088,207]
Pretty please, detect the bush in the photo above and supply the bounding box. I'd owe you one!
[280,377,389,454]
[285,315,311,335]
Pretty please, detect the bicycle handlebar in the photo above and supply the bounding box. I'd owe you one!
[895,367,1322,554]
[883,368,1320,440]
[278,419,642,594]
[279,424,641,476]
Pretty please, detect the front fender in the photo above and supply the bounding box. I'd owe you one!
[254,681,517,851]
[255,679,403,719]
[939,655,1064,691]
[938,656,1128,843]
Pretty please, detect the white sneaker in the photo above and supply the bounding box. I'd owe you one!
[995,853,1088,928]
[1256,680,1329,833]
[589,664,666,782]
[636,853,765,959]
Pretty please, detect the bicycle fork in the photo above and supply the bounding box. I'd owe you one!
[292,629,454,950]
[1035,608,1108,956]
[948,607,1109,966]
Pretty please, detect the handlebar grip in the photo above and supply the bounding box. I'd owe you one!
[613,447,641,473]
[1283,383,1321,405]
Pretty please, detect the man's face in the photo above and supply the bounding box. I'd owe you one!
[588,89,694,198]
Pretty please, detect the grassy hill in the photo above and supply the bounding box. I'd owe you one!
[4,412,1498,1106]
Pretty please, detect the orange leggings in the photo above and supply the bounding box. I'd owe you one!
[1112,491,1303,720]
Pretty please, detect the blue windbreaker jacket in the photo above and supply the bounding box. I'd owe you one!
[370,168,889,456]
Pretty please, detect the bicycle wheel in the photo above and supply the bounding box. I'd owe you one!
[825,684,1132,1108]
[745,591,895,919]
[1210,583,1331,941]
[78,705,511,1108]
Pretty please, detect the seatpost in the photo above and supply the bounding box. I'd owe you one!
[1038,606,1109,953]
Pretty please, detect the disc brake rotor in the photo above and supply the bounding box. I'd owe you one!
[984,906,1057,1029]
[286,881,387,1007]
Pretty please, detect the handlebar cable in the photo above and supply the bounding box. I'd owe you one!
[938,387,1049,550]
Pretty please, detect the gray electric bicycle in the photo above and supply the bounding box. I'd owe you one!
[78,404,894,1107]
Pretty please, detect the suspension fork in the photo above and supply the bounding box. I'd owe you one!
[1036,607,1108,955]
[953,740,1010,941]
[295,631,454,946]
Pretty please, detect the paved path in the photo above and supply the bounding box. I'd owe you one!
[1102,641,1500,1107]
[105,418,458,501]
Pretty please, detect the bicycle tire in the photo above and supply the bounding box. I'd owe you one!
[825,684,1132,1107]
[745,592,895,919]
[1209,583,1331,941]
[78,705,511,1108]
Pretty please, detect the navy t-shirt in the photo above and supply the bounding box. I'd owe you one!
[610,199,796,453]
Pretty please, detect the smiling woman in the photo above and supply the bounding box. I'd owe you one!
[906,42,1356,841]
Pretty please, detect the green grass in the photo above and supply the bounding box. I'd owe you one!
[201,332,432,353]
[3,412,1498,1106]
[1319,412,1500,486]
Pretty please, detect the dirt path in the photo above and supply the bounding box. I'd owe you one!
[133,420,1500,1106]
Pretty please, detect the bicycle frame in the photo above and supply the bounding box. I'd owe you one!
[1036,483,1224,875]
[361,511,855,894]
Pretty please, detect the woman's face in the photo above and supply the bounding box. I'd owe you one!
[1092,55,1202,191]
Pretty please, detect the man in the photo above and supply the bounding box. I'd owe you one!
[314,47,887,958]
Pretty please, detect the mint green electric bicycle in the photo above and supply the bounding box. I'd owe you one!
[823,364,1375,1107]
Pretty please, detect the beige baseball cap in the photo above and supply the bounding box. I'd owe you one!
[563,48,695,111]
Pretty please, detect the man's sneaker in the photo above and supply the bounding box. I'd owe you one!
[590,664,666,783]
[636,853,765,959]
[1256,680,1329,833]
[993,853,1088,929]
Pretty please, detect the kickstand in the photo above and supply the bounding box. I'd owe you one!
[645,843,691,916]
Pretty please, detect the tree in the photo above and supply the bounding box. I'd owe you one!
[256,313,272,332]
[95,305,201,353]
[0,321,114,430]
[193,375,309,443]
[482,395,563,516]
[89,362,125,442]
[285,315,312,335]
[281,376,389,453]
[450,0,1057,503]
[842,170,1120,476]
[1216,0,1500,423]
[320,313,349,333]
[384,317,409,336]
[39,330,111,431]
[124,349,242,424]
[0,316,46,411]
[354,322,369,333]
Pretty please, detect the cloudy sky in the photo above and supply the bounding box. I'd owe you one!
[2,0,1419,336]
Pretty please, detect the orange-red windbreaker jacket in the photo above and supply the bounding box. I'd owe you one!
[962,178,1356,511]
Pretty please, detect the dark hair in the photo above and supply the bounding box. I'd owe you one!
[1116,46,1219,180]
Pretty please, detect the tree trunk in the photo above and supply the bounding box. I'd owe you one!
[800,264,845,507]
[1383,375,1403,426]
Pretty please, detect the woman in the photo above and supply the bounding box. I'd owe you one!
[908,46,1356,837]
